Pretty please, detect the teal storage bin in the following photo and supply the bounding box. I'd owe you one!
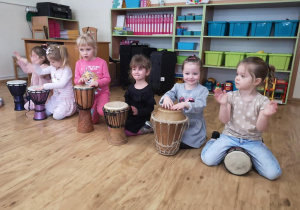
[186,15,194,21]
[274,20,299,36]
[178,42,197,50]
[178,16,186,21]
[125,0,140,8]
[207,21,229,36]
[250,21,273,36]
[195,15,203,20]
[193,31,201,36]
[183,31,193,36]
[229,21,250,36]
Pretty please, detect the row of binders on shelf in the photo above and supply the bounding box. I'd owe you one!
[124,14,174,35]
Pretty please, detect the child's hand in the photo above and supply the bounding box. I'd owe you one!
[263,101,278,117]
[34,85,44,91]
[14,51,28,64]
[162,96,173,109]
[89,81,99,88]
[131,106,138,115]
[172,102,188,110]
[214,89,228,105]
[78,78,86,84]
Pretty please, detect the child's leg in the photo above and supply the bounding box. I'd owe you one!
[52,102,76,120]
[24,100,35,111]
[125,129,143,136]
[201,134,237,166]
[96,92,110,116]
[243,141,281,180]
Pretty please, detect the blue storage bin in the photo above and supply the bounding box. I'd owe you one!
[178,16,186,21]
[125,0,140,8]
[229,21,250,36]
[186,15,194,21]
[195,15,203,20]
[250,21,273,36]
[274,20,299,36]
[178,42,197,50]
[207,21,229,36]
[193,31,201,36]
[183,31,193,36]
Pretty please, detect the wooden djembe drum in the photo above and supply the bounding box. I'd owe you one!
[151,107,189,156]
[74,85,95,133]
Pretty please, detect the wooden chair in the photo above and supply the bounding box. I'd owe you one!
[82,27,98,41]
[32,25,47,39]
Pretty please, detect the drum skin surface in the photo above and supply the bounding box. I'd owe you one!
[151,107,189,156]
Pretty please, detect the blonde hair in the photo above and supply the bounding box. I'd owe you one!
[238,57,275,90]
[46,44,69,68]
[76,34,97,57]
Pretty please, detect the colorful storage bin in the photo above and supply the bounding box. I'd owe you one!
[195,15,203,20]
[245,52,268,61]
[204,51,224,66]
[229,21,250,36]
[224,52,245,67]
[274,20,299,36]
[177,56,188,64]
[178,42,197,50]
[207,21,229,36]
[250,21,273,36]
[125,0,140,8]
[268,53,292,70]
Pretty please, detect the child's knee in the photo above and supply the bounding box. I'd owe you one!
[261,167,282,181]
[53,112,65,120]
[201,151,219,166]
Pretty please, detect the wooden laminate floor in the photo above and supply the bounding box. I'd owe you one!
[0,80,299,210]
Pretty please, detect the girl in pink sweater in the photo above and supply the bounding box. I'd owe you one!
[74,34,111,124]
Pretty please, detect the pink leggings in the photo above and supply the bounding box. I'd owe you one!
[125,129,143,136]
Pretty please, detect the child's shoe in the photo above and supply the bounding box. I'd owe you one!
[91,108,99,124]
[140,121,154,134]
[211,131,220,139]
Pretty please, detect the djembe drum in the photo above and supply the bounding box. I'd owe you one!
[74,85,95,133]
[27,86,50,120]
[103,101,129,146]
[6,80,27,111]
[151,107,189,156]
[224,147,253,175]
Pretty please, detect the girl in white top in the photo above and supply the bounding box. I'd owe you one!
[15,45,76,120]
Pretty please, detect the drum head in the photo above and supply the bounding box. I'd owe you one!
[28,86,49,93]
[104,101,128,110]
[74,85,94,90]
[7,80,27,85]
[224,148,252,175]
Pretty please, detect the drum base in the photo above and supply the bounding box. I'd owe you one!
[33,104,47,120]
[107,128,128,146]
[78,110,94,133]
[14,96,25,111]
[224,148,252,175]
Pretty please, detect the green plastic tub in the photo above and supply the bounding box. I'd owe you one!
[177,56,188,64]
[245,52,268,61]
[268,53,292,70]
[204,51,225,66]
[224,52,246,67]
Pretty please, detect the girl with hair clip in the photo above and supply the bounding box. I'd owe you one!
[160,55,209,149]
[74,34,111,124]
[15,44,76,120]
[14,45,51,110]
[124,54,156,136]
[201,57,281,180]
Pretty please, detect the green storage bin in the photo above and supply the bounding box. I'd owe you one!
[224,52,246,67]
[268,53,292,70]
[177,56,188,64]
[245,52,268,61]
[157,48,172,51]
[204,51,225,66]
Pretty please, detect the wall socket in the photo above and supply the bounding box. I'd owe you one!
[26,6,38,13]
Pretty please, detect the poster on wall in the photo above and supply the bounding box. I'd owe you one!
[112,0,123,8]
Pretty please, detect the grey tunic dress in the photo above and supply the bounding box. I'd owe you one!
[159,83,209,148]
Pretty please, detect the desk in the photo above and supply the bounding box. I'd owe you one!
[22,39,110,86]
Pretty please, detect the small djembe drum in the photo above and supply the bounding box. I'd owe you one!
[27,86,50,120]
[151,107,189,156]
[6,80,27,111]
[74,85,95,133]
[103,101,129,146]
[224,147,253,176]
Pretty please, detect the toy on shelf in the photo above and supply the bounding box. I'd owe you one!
[186,0,210,5]
[264,77,277,101]
[215,82,224,91]
[204,77,216,92]
[225,80,233,92]
[274,78,288,103]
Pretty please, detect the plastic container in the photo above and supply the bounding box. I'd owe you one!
[157,48,172,51]
[177,56,188,64]
[250,21,273,36]
[177,28,183,35]
[224,52,246,67]
[245,52,268,61]
[274,20,299,36]
[178,16,186,21]
[193,31,201,36]
[204,51,225,66]
[186,15,194,21]
[268,53,292,70]
[183,31,193,36]
[125,0,140,8]
[207,21,229,36]
[229,21,250,36]
[178,42,197,50]
[195,15,203,20]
